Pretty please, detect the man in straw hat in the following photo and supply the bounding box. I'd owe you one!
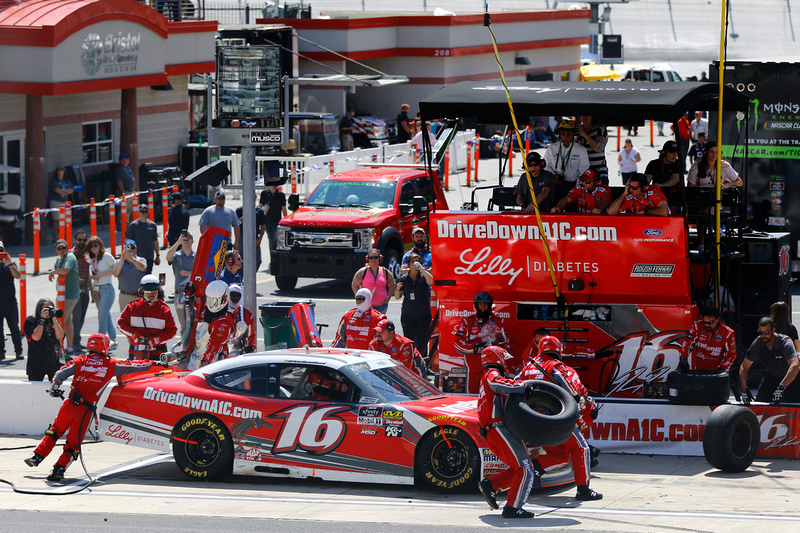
[543,118,589,200]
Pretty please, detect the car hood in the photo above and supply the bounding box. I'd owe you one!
[401,395,479,422]
[280,206,394,228]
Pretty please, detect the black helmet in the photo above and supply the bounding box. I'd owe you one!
[474,292,493,322]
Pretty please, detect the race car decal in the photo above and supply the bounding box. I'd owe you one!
[269,405,349,455]
[142,386,263,420]
[98,408,172,451]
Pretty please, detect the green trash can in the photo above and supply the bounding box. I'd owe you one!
[259,299,316,350]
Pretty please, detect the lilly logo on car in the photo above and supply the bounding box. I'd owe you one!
[643,229,664,237]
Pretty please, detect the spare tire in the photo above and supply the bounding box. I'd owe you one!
[504,380,579,447]
[667,369,730,405]
[703,404,760,472]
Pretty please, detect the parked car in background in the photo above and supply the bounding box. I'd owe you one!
[352,115,396,147]
[623,67,683,82]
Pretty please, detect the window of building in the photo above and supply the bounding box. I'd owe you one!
[82,121,113,165]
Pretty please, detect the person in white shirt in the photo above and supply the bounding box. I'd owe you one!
[617,138,641,182]
[689,111,709,142]
[543,119,589,200]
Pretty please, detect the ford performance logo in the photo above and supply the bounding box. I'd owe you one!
[643,228,663,237]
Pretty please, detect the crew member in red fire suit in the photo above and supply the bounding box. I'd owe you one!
[678,305,737,372]
[476,346,536,519]
[331,288,386,350]
[24,333,156,481]
[368,318,427,377]
[190,280,237,369]
[117,275,178,361]
[454,292,514,393]
[518,336,603,501]
[227,284,257,356]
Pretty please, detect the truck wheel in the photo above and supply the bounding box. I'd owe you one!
[275,276,298,291]
[416,426,480,492]
[382,249,401,280]
[667,370,730,405]
[172,414,233,481]
[703,404,760,473]
[503,380,579,447]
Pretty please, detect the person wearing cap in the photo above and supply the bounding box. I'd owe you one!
[220,249,244,286]
[200,190,240,248]
[608,173,669,216]
[125,203,160,274]
[368,319,427,378]
[575,116,609,185]
[644,140,682,188]
[69,229,93,353]
[687,141,742,189]
[516,151,555,213]
[543,119,589,200]
[48,166,73,242]
[400,226,432,275]
[551,169,611,214]
[113,239,147,312]
[227,284,257,355]
[116,153,136,223]
[166,230,195,336]
[118,274,177,361]
[689,132,708,164]
[331,289,386,350]
[0,240,23,360]
[48,239,80,355]
[167,192,190,246]
[690,111,708,142]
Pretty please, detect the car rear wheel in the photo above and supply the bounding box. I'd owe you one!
[417,426,480,492]
[275,275,298,291]
[703,404,760,473]
[172,414,233,480]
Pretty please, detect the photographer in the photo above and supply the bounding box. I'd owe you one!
[113,239,147,312]
[24,298,65,381]
[394,253,433,359]
[166,230,195,337]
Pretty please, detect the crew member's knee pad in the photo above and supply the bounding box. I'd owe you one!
[44,426,60,440]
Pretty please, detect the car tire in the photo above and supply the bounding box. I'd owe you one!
[703,404,760,473]
[416,426,480,492]
[381,248,401,280]
[503,381,579,447]
[172,414,233,480]
[275,275,298,291]
[667,370,730,405]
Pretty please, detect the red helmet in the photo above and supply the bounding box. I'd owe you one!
[538,336,563,358]
[86,333,111,356]
[481,346,512,372]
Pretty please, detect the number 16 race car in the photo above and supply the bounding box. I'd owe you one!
[99,348,560,492]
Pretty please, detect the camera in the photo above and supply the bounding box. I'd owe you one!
[181,229,188,238]
[45,306,64,319]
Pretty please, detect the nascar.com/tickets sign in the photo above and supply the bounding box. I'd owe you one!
[432,212,691,305]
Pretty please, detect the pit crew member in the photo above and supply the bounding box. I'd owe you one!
[190,279,237,369]
[608,173,669,216]
[740,317,800,405]
[331,288,386,350]
[518,336,602,501]
[678,305,737,372]
[117,275,177,361]
[24,333,155,481]
[516,151,555,213]
[367,319,427,377]
[550,169,611,214]
[476,346,536,519]
[227,284,256,356]
[454,292,514,393]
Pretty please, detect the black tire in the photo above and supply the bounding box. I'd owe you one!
[703,404,760,472]
[172,414,233,480]
[382,248,401,280]
[275,275,298,291]
[504,380,579,447]
[416,426,480,492]
[667,370,730,405]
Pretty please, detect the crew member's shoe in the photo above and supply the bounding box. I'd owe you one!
[502,505,534,519]
[478,479,499,510]
[576,486,603,501]
[24,453,43,467]
[47,465,65,482]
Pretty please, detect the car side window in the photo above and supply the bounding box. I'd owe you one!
[208,364,285,398]
[415,176,435,204]
[399,180,417,209]
[287,365,360,403]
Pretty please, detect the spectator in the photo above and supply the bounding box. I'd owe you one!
[351,248,395,314]
[400,227,432,275]
[235,204,266,271]
[339,110,355,151]
[126,204,159,274]
[331,289,386,350]
[411,122,437,160]
[69,229,92,352]
[23,298,64,381]
[690,111,708,142]
[644,140,682,188]
[199,190,240,249]
[551,169,611,214]
[48,239,79,355]
[0,240,23,360]
[220,249,244,286]
[770,301,800,352]
[740,317,800,405]
[48,166,73,242]
[608,173,669,216]
[116,153,136,224]
[113,239,147,312]
[166,231,195,337]
[87,236,117,351]
[516,152,555,213]
[522,118,548,150]
[118,275,177,361]
[167,192,190,246]
[543,119,590,199]
[394,252,433,359]
[396,103,412,144]
[675,111,692,173]
[689,132,708,164]
[368,319,427,378]
[678,305,737,372]
[687,141,743,188]
[575,116,609,185]
[617,139,641,183]
[259,186,288,256]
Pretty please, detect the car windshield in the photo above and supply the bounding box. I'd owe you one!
[345,359,443,403]
[306,180,397,209]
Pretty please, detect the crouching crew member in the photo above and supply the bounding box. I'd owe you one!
[227,284,257,355]
[190,280,237,369]
[117,275,177,361]
[331,288,386,350]
[368,319,427,378]
[518,336,602,501]
[740,317,800,405]
[477,346,536,518]
[678,305,737,372]
[24,333,156,481]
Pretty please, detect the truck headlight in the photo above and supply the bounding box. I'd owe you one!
[355,228,374,252]
[277,226,291,251]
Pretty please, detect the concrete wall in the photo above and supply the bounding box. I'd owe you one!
[0,381,61,436]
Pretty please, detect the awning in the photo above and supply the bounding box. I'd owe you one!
[288,74,409,87]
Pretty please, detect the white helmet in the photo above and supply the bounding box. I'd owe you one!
[228,283,243,311]
[205,280,229,313]
[140,275,160,292]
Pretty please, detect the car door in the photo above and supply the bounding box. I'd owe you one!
[398,177,419,248]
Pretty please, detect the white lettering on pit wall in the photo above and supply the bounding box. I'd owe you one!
[437,220,618,242]
[455,247,523,286]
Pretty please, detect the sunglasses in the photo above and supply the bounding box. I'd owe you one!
[90,243,100,248]
[355,296,366,302]
[56,246,67,251]
[629,185,641,190]
[582,178,595,183]
[701,319,717,325]
[757,329,773,336]
[76,239,87,243]
[368,256,380,260]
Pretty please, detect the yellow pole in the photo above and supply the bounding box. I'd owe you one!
[714,0,727,309]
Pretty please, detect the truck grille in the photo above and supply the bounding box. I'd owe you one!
[289,232,356,249]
